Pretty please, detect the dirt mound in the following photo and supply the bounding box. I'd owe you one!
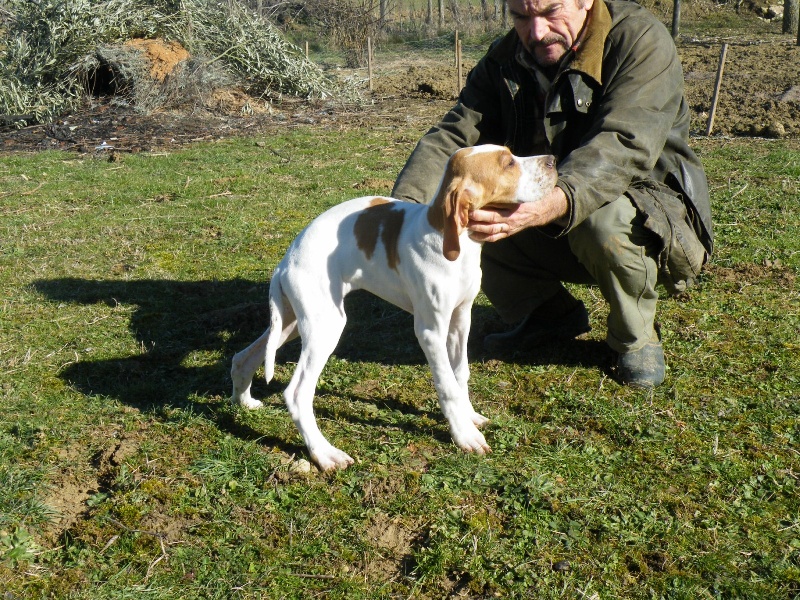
[123,39,190,82]
[373,64,468,99]
[679,40,800,137]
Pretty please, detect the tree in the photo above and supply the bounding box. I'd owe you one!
[480,0,490,21]
[784,0,798,36]
[303,0,381,66]
[672,0,681,38]
[449,0,461,25]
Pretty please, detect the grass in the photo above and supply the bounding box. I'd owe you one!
[1,123,799,599]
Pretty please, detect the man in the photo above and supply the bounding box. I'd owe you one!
[391,0,713,388]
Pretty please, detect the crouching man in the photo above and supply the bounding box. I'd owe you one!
[392,0,714,387]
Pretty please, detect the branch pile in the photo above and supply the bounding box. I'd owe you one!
[0,0,345,127]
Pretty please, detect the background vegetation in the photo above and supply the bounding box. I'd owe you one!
[4,0,792,125]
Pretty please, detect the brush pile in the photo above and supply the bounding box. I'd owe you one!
[0,0,343,128]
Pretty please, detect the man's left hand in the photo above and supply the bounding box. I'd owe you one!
[468,187,569,242]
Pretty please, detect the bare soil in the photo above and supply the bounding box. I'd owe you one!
[2,36,799,155]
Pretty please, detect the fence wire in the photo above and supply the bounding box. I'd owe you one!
[306,33,500,100]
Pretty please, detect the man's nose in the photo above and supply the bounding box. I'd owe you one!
[526,17,550,41]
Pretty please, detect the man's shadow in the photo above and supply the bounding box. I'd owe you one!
[33,277,609,449]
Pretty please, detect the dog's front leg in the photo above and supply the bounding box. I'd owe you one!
[415,315,491,455]
[447,302,489,429]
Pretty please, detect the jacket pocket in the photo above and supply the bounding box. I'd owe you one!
[627,182,709,294]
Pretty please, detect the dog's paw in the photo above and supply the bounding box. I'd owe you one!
[232,393,263,410]
[471,411,490,428]
[451,425,492,455]
[310,445,355,472]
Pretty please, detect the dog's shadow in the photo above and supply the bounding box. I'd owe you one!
[33,278,434,449]
[33,277,609,452]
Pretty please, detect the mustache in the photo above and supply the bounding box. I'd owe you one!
[533,34,568,48]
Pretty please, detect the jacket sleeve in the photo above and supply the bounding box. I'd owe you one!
[556,18,686,233]
[391,52,505,204]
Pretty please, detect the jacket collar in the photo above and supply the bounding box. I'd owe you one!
[568,0,611,85]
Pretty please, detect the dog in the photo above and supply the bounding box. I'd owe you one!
[231,145,557,471]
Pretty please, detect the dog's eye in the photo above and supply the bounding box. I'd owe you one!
[504,158,516,170]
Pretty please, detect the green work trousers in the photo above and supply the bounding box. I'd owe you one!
[480,195,662,354]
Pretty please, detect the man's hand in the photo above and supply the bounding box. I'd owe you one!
[467,187,569,242]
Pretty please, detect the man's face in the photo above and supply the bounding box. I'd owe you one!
[507,0,594,67]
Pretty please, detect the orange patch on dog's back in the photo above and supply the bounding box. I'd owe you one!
[354,198,405,270]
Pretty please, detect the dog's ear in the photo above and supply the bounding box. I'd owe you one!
[442,179,472,261]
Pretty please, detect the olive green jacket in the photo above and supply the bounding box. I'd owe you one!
[392,0,713,258]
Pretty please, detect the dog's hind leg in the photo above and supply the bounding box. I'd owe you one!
[231,329,272,409]
[283,308,353,471]
[231,280,297,410]
[264,289,298,384]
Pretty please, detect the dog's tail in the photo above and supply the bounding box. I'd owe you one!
[264,274,297,383]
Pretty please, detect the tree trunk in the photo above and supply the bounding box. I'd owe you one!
[784,0,798,35]
[427,0,433,24]
[672,0,681,39]
[449,0,461,25]
[438,0,444,28]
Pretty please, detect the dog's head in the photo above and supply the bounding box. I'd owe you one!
[429,145,557,261]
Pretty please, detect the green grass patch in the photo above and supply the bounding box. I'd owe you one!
[1,130,798,598]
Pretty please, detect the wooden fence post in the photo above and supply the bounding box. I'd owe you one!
[705,43,728,136]
[455,34,463,95]
[367,37,374,92]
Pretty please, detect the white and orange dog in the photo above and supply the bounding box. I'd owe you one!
[231,145,556,471]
